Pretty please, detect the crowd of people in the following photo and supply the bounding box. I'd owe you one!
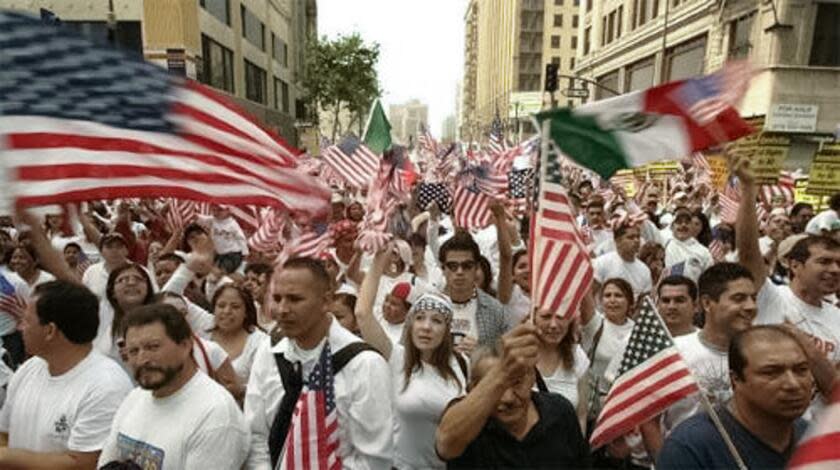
[0,148,838,470]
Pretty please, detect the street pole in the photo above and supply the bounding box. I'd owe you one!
[106,0,116,45]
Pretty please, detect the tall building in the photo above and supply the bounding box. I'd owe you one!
[460,0,546,143]
[574,0,840,168]
[442,115,458,143]
[542,0,583,107]
[5,0,316,146]
[389,99,429,146]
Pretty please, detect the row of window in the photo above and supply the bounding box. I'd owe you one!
[551,35,579,49]
[552,14,579,28]
[602,6,624,46]
[200,35,292,113]
[550,56,577,70]
[199,0,288,69]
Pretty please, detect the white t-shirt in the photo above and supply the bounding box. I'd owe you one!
[582,311,634,382]
[593,251,653,298]
[82,261,110,299]
[381,320,405,346]
[389,345,466,470]
[539,345,590,409]
[757,280,840,363]
[199,215,249,256]
[507,284,532,324]
[664,237,713,282]
[98,371,249,470]
[28,269,56,288]
[0,351,132,452]
[192,337,228,375]
[662,331,730,436]
[230,330,270,385]
[450,297,479,340]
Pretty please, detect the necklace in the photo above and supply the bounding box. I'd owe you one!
[450,290,477,306]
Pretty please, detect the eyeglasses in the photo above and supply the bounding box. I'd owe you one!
[444,260,477,272]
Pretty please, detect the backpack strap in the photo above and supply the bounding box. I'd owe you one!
[267,341,378,468]
[193,335,215,380]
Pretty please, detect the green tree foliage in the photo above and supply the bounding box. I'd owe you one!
[304,33,381,141]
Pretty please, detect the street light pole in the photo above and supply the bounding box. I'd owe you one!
[106,0,116,45]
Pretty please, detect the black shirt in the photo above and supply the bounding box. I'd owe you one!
[446,392,590,469]
[657,406,808,470]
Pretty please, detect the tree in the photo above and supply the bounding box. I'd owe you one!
[304,33,381,142]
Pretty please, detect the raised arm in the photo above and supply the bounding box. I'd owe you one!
[17,210,80,283]
[733,152,768,287]
[493,202,514,305]
[355,248,395,359]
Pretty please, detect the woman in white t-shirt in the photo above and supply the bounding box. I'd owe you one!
[153,292,241,400]
[208,284,269,400]
[8,244,55,288]
[581,278,636,423]
[100,263,157,359]
[356,247,467,470]
[534,307,590,434]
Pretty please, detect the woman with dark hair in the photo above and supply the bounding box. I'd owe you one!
[329,288,359,334]
[581,278,636,424]
[209,285,268,389]
[639,241,666,287]
[9,243,55,287]
[98,263,156,358]
[535,307,589,433]
[690,210,713,247]
[356,246,467,470]
[475,255,496,297]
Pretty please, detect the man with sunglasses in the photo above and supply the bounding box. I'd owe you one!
[439,230,508,356]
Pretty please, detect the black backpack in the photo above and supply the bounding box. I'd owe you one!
[267,342,379,468]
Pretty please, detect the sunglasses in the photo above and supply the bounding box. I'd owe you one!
[444,260,477,272]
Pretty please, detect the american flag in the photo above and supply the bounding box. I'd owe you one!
[416,183,453,213]
[0,272,26,322]
[322,135,379,189]
[248,209,286,253]
[275,228,333,266]
[282,342,342,470]
[672,61,751,125]
[719,177,741,223]
[789,385,840,469]
[0,12,329,216]
[709,239,726,262]
[164,199,209,232]
[488,114,506,156]
[589,297,700,449]
[689,152,711,171]
[508,167,535,215]
[417,123,438,155]
[530,147,593,319]
[453,164,507,229]
[759,171,795,205]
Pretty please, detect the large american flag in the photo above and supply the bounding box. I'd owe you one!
[672,61,751,126]
[589,297,699,449]
[282,342,342,470]
[530,147,592,320]
[789,385,840,469]
[0,12,329,216]
[322,135,379,189]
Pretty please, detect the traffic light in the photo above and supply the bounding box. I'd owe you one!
[545,63,559,92]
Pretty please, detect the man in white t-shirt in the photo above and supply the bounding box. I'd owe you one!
[593,224,652,298]
[735,157,840,368]
[0,280,132,468]
[82,232,130,299]
[664,207,713,282]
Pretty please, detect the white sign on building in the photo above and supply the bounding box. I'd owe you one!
[508,92,544,119]
[765,104,819,133]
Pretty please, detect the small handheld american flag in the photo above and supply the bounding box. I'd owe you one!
[0,272,26,322]
[282,342,342,470]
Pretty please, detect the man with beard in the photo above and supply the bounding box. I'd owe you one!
[99,303,249,470]
[0,280,132,468]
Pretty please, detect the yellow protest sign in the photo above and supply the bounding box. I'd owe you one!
[706,154,729,190]
[807,143,840,196]
[794,178,828,208]
[609,169,637,197]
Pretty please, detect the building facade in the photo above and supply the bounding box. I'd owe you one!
[389,100,429,147]
[574,0,840,168]
[460,0,547,143]
[5,0,316,146]
[542,0,584,107]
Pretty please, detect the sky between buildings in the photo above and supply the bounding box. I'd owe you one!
[318,0,468,138]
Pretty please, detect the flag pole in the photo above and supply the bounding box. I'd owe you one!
[643,297,748,470]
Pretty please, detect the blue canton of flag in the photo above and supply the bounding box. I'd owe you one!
[673,67,738,125]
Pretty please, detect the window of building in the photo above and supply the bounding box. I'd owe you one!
[573,15,579,28]
[555,0,564,5]
[574,0,580,5]
[554,14,563,27]
[635,0,648,28]
[63,21,142,52]
[625,56,655,91]
[272,33,288,67]
[241,5,265,51]
[570,57,576,69]
[596,70,619,100]
[571,36,578,48]
[652,0,659,19]
[665,35,707,81]
[607,11,615,44]
[586,0,592,12]
[552,35,561,48]
[274,78,290,112]
[551,56,561,66]
[728,13,755,59]
[200,0,230,26]
[809,2,840,66]
[200,34,234,93]
[601,17,607,45]
[617,6,623,38]
[244,59,267,104]
[584,27,591,54]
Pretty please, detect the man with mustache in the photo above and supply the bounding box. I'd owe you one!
[0,280,132,469]
[658,326,815,469]
[98,303,249,470]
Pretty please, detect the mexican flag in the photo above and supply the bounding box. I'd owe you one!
[535,62,754,179]
[363,98,393,155]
